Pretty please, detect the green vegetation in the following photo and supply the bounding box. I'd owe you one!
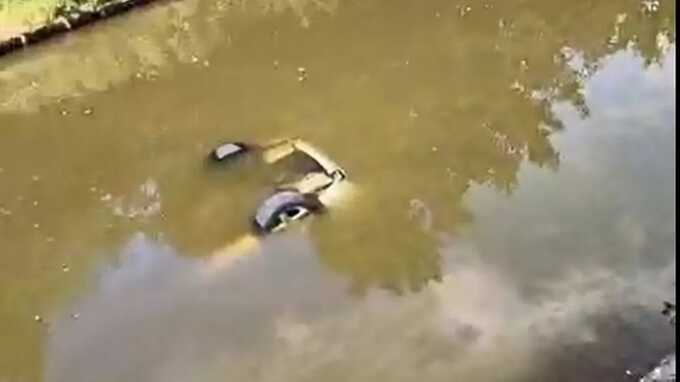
[0,0,61,35]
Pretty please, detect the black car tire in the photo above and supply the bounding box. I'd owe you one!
[253,191,323,234]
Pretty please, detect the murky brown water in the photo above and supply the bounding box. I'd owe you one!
[0,0,676,381]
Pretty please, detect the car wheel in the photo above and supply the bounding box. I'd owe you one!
[253,191,322,234]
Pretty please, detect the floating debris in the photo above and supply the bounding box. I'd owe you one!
[70,313,80,320]
[61,264,70,272]
[34,315,43,323]
[297,67,308,82]
[100,193,113,202]
[33,223,40,229]
[641,0,660,14]
[409,108,419,119]
[60,109,69,116]
[82,108,93,116]
[191,55,200,64]
[510,80,526,93]
[31,175,40,182]
[273,60,279,69]
[520,59,529,71]
[459,5,472,17]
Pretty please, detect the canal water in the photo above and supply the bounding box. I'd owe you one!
[0,0,676,381]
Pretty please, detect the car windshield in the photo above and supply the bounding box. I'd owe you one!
[267,150,325,186]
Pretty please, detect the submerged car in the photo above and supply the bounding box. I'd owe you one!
[211,139,348,235]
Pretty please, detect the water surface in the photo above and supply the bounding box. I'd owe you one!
[0,0,676,381]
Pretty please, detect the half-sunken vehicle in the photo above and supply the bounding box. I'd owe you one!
[211,139,347,235]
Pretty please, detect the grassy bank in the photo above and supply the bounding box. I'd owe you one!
[0,0,125,39]
[0,0,60,38]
